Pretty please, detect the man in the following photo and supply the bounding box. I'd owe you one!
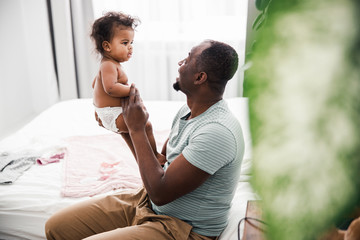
[45,40,244,240]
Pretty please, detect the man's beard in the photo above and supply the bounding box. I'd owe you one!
[173,82,180,91]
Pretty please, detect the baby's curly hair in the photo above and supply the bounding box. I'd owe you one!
[90,11,140,56]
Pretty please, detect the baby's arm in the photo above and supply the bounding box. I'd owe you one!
[92,76,96,89]
[101,61,131,97]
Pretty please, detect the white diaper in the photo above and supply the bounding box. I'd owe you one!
[94,106,123,132]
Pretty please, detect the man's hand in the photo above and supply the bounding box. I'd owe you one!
[121,84,149,133]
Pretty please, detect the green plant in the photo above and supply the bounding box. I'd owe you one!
[253,0,272,30]
[244,0,360,239]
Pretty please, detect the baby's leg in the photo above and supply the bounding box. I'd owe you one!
[116,114,137,158]
[120,132,136,159]
[115,113,128,133]
[94,111,103,127]
[116,115,166,165]
[145,121,167,166]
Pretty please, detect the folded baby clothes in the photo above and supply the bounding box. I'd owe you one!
[0,152,39,184]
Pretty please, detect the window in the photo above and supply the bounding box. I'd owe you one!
[92,0,248,100]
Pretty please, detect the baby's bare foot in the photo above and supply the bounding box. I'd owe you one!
[156,153,167,166]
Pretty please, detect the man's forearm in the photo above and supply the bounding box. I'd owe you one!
[129,129,165,202]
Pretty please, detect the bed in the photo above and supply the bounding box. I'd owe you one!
[0,98,257,240]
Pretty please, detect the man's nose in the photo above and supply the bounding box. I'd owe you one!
[178,59,184,66]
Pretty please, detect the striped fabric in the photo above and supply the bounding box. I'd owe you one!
[152,99,244,236]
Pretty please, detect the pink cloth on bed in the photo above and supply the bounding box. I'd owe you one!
[37,152,65,165]
[61,131,169,197]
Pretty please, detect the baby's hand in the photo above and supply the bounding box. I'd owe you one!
[156,153,167,166]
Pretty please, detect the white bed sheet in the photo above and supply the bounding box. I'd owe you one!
[0,98,256,240]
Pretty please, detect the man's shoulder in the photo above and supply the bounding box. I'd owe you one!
[203,100,240,126]
[198,101,244,145]
[175,104,190,118]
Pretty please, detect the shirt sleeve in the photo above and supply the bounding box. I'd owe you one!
[182,122,236,175]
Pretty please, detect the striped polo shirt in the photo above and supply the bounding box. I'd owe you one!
[151,99,244,236]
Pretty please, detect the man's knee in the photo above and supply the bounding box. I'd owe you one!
[45,210,83,240]
[45,214,61,240]
[45,213,88,240]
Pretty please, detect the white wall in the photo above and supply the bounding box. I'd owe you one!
[0,0,59,140]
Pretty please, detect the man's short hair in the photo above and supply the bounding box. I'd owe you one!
[196,40,239,93]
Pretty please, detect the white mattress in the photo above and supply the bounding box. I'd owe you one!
[0,98,256,240]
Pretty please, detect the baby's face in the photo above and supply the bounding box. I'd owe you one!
[107,27,135,62]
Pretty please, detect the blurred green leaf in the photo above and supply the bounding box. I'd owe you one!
[252,12,265,30]
[255,0,271,11]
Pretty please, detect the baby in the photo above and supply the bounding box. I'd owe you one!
[91,12,163,162]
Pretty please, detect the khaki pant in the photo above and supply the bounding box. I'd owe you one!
[45,187,218,240]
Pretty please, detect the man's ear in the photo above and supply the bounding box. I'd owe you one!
[102,41,111,52]
[194,72,207,85]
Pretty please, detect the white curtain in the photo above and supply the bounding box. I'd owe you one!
[90,0,248,101]
[0,0,59,139]
[70,0,98,98]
